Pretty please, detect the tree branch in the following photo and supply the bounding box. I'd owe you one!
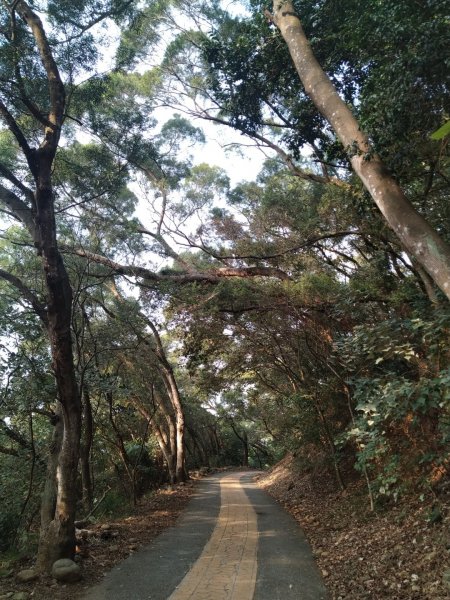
[0,183,36,237]
[16,0,65,155]
[63,246,291,283]
[176,230,359,261]
[137,225,196,274]
[0,162,35,205]
[0,100,38,177]
[194,111,349,189]
[0,268,48,326]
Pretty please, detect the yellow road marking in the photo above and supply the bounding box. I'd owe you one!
[168,472,258,600]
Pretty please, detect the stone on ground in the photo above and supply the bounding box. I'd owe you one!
[51,558,81,582]
[15,569,38,583]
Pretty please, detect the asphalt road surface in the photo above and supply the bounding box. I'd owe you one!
[83,471,328,600]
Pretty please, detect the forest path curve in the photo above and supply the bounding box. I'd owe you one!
[83,471,328,600]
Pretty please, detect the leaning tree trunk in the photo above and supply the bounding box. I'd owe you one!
[155,390,179,484]
[156,426,177,485]
[270,1,450,301]
[130,393,178,485]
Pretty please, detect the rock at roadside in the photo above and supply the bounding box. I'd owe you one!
[16,569,38,583]
[51,559,81,583]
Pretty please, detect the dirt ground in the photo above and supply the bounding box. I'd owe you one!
[0,483,195,600]
[258,454,450,600]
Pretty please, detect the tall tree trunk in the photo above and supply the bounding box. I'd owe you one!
[154,424,177,484]
[36,404,63,570]
[33,147,81,575]
[229,421,249,467]
[146,319,187,483]
[209,425,222,459]
[161,368,186,482]
[163,431,177,485]
[156,390,179,483]
[131,393,177,484]
[80,386,94,513]
[36,404,80,570]
[0,2,84,572]
[271,1,450,301]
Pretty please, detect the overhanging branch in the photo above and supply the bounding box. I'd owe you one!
[63,246,290,283]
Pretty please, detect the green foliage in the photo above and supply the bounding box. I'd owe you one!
[115,0,176,68]
[431,120,450,140]
[96,490,131,518]
[199,0,450,183]
[337,307,450,501]
[0,450,44,552]
[0,131,19,170]
[0,511,19,552]
[0,0,449,555]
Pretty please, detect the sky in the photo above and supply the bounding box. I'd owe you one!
[81,3,269,245]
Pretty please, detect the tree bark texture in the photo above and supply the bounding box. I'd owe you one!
[161,368,186,482]
[271,1,450,301]
[36,405,63,570]
[80,387,94,513]
[130,393,177,484]
[156,390,179,483]
[146,319,187,482]
[4,1,83,572]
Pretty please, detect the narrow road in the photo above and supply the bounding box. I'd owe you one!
[84,471,328,600]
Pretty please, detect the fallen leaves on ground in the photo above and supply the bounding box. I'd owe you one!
[258,455,450,600]
[0,482,195,600]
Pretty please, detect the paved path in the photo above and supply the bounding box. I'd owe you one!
[84,471,328,600]
[168,473,258,600]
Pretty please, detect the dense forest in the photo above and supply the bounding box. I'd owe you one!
[0,0,449,592]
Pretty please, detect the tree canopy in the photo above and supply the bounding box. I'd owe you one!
[0,0,449,574]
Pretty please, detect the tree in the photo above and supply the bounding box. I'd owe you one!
[267,0,450,301]
[164,148,449,502]
[105,288,189,483]
[0,1,81,570]
[0,0,137,570]
[1,0,448,568]
[153,1,449,299]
